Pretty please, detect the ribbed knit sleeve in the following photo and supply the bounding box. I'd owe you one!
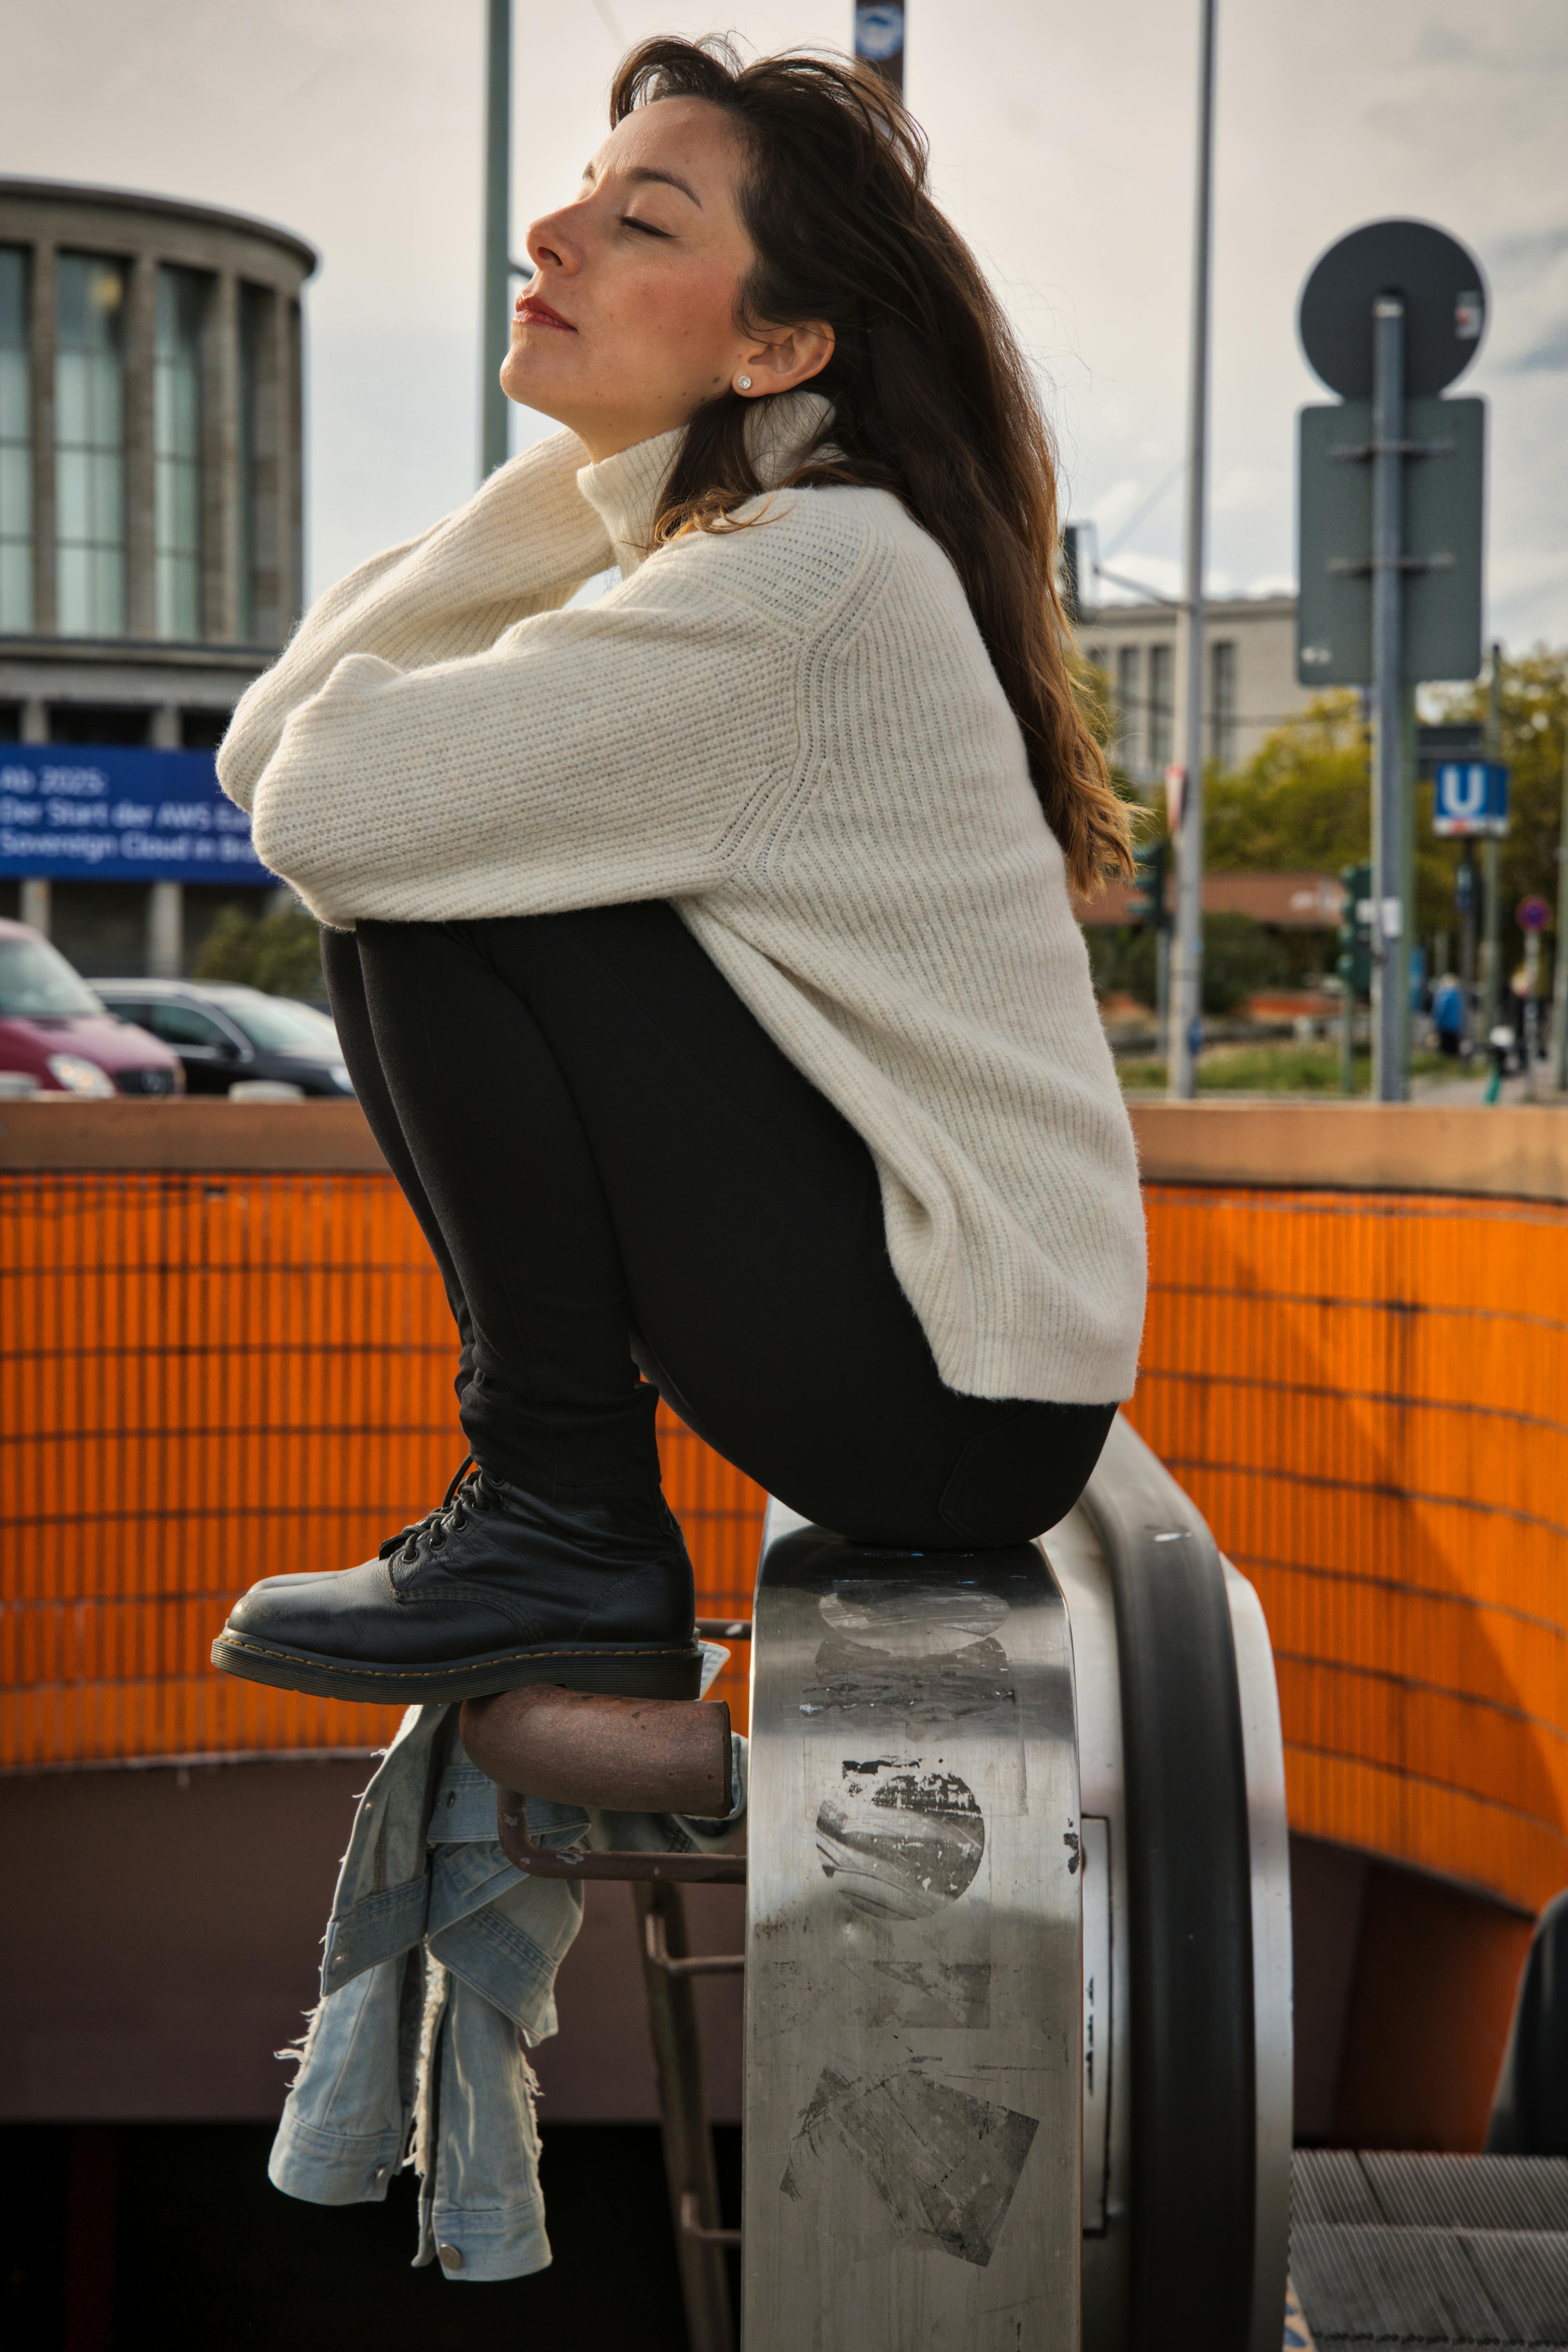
[246,545,799,927]
[217,430,612,814]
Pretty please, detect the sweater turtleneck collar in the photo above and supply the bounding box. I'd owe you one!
[576,389,834,580]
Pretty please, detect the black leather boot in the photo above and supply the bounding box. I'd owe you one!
[211,1466,701,1703]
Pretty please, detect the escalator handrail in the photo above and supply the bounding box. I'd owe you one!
[1077,1416,1257,2349]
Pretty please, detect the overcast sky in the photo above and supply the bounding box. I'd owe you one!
[5,0,1565,652]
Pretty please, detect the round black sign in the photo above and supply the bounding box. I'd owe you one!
[1299,218,1487,399]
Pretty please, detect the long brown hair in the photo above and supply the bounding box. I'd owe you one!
[609,36,1133,893]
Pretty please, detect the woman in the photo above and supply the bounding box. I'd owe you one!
[211,37,1146,1712]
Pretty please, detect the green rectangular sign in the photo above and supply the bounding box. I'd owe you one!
[1296,395,1484,687]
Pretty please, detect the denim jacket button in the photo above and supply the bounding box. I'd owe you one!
[438,2244,464,2271]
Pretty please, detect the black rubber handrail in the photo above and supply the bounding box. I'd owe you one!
[1078,1418,1256,2349]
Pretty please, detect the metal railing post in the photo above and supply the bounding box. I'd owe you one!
[634,1879,736,2352]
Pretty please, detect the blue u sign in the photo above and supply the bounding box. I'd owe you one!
[1433,759,1509,839]
[0,743,276,884]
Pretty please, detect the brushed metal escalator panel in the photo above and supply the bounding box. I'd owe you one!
[741,1504,1082,2352]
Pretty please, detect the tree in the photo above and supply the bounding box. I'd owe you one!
[1204,692,1369,872]
[192,901,327,1001]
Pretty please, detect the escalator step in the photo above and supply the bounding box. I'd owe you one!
[1293,2149,1382,2225]
[1290,2222,1507,2341]
[1361,2152,1568,2232]
[1291,2152,1568,2348]
[1463,2231,1568,2342]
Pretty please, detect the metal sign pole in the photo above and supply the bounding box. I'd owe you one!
[481,0,512,481]
[1483,646,1504,1037]
[853,2,906,94]
[1168,0,1218,1101]
[1554,726,1568,1091]
[1458,858,1476,1053]
[1370,296,1406,1102]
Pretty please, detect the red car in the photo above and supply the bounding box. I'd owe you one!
[0,918,184,1096]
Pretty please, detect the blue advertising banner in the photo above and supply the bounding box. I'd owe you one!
[0,744,276,884]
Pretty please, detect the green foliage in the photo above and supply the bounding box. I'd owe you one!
[1086,922,1159,1007]
[1205,693,1370,872]
[192,902,326,1001]
[1199,912,1293,1015]
[1117,1043,1459,1094]
[1088,912,1300,1013]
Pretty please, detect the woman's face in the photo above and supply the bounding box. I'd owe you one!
[503,96,831,463]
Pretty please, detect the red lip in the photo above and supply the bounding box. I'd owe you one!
[515,294,576,332]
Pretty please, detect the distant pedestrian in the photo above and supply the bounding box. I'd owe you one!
[1431,973,1464,1057]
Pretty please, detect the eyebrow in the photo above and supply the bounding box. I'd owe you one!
[580,159,703,210]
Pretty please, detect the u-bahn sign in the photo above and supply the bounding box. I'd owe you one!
[0,744,275,885]
[1433,758,1509,838]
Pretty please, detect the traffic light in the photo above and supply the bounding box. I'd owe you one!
[1338,862,1373,997]
[1127,839,1170,930]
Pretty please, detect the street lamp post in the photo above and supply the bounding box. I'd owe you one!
[1168,0,1218,1100]
[481,0,512,481]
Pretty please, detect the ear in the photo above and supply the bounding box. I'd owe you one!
[738,320,835,397]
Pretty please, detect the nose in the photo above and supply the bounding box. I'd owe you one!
[524,206,582,283]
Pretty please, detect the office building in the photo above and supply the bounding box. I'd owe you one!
[1079,594,1308,787]
[0,178,315,974]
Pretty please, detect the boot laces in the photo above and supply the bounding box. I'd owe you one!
[377,1457,480,1562]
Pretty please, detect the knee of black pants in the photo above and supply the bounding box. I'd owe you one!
[937,1401,1118,1545]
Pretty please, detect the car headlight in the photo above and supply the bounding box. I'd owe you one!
[47,1053,117,1099]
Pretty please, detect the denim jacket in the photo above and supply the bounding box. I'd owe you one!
[269,1646,746,2281]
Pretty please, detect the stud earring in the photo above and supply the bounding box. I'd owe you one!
[736,375,752,391]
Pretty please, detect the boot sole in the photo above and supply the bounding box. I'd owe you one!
[210,1629,704,1705]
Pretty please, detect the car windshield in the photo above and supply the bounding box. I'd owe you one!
[0,936,104,1019]
[221,993,339,1052]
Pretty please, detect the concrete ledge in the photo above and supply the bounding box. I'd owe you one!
[3,1095,1565,1205]
[1130,1100,1568,1205]
[0,1097,389,1173]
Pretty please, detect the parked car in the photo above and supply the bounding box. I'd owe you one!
[93,978,353,1097]
[0,919,183,1096]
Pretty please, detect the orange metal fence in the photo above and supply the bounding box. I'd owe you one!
[0,1170,761,1769]
[6,1165,1567,1924]
[1126,1184,1568,1918]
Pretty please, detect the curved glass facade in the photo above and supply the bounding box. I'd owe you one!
[154,264,204,640]
[55,252,127,636]
[0,246,30,631]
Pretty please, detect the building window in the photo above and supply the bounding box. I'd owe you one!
[0,248,32,632]
[1209,637,1237,771]
[236,283,271,643]
[155,265,204,640]
[1148,642,1174,771]
[1115,645,1141,770]
[55,254,127,636]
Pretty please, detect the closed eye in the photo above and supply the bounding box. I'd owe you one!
[622,215,671,238]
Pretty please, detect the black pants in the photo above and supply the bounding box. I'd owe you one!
[323,902,1114,1549]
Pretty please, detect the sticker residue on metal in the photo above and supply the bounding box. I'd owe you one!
[780,2062,1038,2269]
[816,1759,984,1919]
[802,1581,1016,1733]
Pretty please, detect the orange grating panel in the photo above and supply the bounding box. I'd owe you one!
[0,1170,763,1770]
[8,1169,1567,1917]
[1125,1184,1568,1917]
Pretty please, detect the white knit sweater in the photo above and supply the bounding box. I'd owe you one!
[220,395,1146,1404]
